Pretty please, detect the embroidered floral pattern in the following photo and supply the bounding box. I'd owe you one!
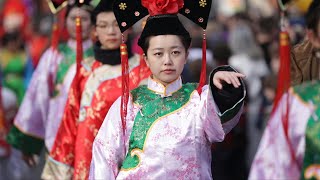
[119,3,127,10]
[199,0,206,7]
[121,84,197,170]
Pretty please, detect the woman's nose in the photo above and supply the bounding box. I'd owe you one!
[163,54,173,65]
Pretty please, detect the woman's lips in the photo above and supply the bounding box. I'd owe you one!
[162,69,175,74]
[106,39,118,42]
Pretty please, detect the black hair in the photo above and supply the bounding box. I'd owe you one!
[138,15,192,54]
[65,4,94,23]
[92,0,113,25]
[92,10,114,25]
[141,35,190,56]
[306,0,320,34]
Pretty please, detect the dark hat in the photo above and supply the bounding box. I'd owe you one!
[113,0,211,49]
[93,0,113,13]
[137,15,191,49]
[113,0,212,32]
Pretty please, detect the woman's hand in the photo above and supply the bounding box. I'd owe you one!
[212,71,245,89]
[22,153,37,167]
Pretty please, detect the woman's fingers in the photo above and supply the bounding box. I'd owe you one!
[233,72,246,78]
[22,154,36,167]
[213,71,245,89]
[227,72,245,87]
[213,78,223,89]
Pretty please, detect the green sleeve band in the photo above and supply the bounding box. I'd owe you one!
[6,126,44,155]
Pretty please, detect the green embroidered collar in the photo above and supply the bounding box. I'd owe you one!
[147,76,182,97]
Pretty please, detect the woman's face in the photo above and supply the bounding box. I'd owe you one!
[307,20,320,49]
[144,35,188,86]
[95,12,128,50]
[66,7,92,40]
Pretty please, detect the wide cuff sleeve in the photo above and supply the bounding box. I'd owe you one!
[249,91,306,179]
[209,65,246,123]
[49,93,79,164]
[6,125,44,155]
[41,101,77,179]
[41,156,73,180]
[89,97,127,180]
[11,48,60,143]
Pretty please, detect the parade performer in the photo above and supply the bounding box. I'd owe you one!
[42,0,150,179]
[249,1,320,179]
[6,0,94,166]
[89,0,246,178]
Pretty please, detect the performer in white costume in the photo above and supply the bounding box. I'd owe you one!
[89,0,246,178]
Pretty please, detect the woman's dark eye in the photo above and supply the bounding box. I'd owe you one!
[172,51,180,55]
[97,24,107,28]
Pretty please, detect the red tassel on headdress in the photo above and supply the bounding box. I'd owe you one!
[47,0,67,96]
[76,17,83,73]
[197,30,207,94]
[70,16,83,105]
[271,31,291,113]
[120,41,129,135]
[48,18,60,96]
[269,15,297,167]
[51,19,60,50]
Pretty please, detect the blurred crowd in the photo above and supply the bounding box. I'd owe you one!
[0,0,314,179]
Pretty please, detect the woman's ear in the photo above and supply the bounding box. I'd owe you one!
[143,53,150,67]
[91,28,98,42]
[93,28,98,37]
[184,50,189,64]
[306,29,314,41]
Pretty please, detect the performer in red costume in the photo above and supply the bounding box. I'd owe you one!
[42,0,151,179]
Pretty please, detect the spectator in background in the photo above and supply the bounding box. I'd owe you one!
[255,16,279,69]
[0,0,33,105]
[210,42,248,180]
[291,0,320,86]
[257,40,279,131]
[269,41,281,75]
[228,22,269,168]
[0,0,31,41]
[211,42,231,67]
[228,23,269,106]
[258,74,277,129]
[0,31,31,105]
